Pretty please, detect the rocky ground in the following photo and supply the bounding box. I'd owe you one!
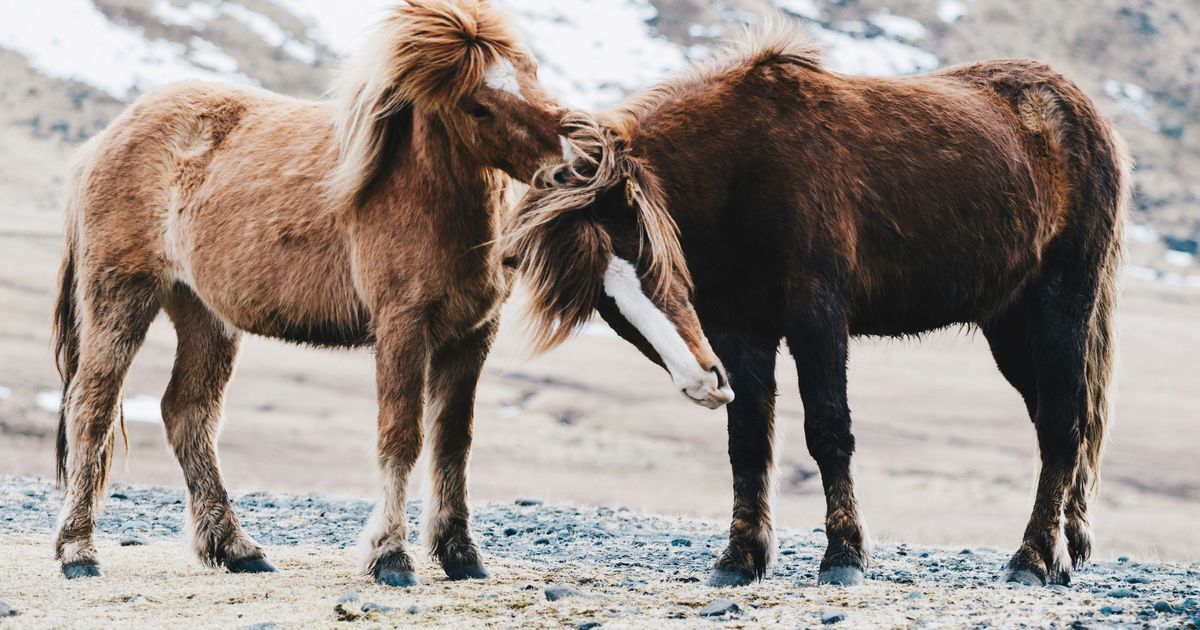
[1,476,1196,629]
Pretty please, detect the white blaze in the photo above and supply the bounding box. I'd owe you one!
[484,57,524,100]
[602,257,716,401]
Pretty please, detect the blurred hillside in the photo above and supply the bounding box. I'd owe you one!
[1,0,1197,278]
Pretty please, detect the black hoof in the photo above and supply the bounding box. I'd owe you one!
[226,557,278,574]
[707,569,754,587]
[62,561,102,579]
[818,566,864,586]
[1003,568,1045,587]
[376,569,420,588]
[445,564,489,581]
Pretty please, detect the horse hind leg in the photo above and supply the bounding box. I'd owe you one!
[161,287,274,573]
[999,270,1096,587]
[54,270,160,578]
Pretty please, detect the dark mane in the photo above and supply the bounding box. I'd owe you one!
[504,112,690,352]
[610,18,823,138]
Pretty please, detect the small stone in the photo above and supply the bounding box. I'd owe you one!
[1100,605,1125,615]
[1153,600,1176,613]
[1182,598,1199,610]
[821,610,847,624]
[904,591,926,601]
[334,592,359,604]
[361,602,394,614]
[405,605,420,615]
[1047,584,1070,594]
[670,537,692,547]
[119,537,146,547]
[0,602,16,617]
[577,622,602,630]
[122,519,151,531]
[244,624,276,630]
[503,527,518,536]
[110,492,129,500]
[515,498,544,507]
[1108,588,1137,598]
[545,585,585,602]
[534,537,551,545]
[698,599,739,618]
[959,549,973,555]
[1117,556,1130,563]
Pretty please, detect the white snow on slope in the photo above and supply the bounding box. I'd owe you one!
[0,0,255,99]
[0,0,940,106]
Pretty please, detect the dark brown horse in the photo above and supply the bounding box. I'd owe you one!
[507,21,1126,587]
[52,0,566,586]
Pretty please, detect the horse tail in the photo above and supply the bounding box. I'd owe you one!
[1077,131,1128,509]
[54,219,80,488]
[54,135,103,487]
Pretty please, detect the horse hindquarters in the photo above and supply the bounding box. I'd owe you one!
[53,252,161,578]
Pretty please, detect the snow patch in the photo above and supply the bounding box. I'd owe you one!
[938,0,969,23]
[1164,250,1195,268]
[1126,223,1159,244]
[817,28,939,76]
[0,386,11,400]
[221,3,317,64]
[867,9,928,42]
[774,0,823,21]
[1104,79,1161,131]
[36,390,163,424]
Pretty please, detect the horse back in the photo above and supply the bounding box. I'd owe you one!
[808,60,1121,334]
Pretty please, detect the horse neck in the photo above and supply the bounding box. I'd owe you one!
[372,108,507,240]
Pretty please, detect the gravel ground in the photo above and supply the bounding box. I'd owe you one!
[2,475,1197,628]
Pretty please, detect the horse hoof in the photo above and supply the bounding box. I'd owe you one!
[62,562,102,579]
[707,569,753,587]
[818,566,864,586]
[376,569,420,588]
[226,557,278,574]
[445,564,490,581]
[1003,568,1045,587]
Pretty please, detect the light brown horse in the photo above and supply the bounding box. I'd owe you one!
[507,21,1126,588]
[52,0,566,586]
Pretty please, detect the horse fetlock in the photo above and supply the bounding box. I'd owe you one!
[1065,517,1093,568]
[1005,538,1071,586]
[431,529,484,576]
[370,550,420,588]
[710,535,772,586]
[55,538,98,566]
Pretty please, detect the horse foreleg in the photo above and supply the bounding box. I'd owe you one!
[787,294,869,586]
[162,290,272,573]
[708,333,780,587]
[422,318,497,581]
[361,317,429,587]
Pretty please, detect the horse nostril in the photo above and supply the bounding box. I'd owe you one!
[709,365,727,389]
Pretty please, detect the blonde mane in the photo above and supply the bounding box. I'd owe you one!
[328,0,520,210]
[504,112,691,352]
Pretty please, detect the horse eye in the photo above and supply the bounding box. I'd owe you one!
[469,105,493,119]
